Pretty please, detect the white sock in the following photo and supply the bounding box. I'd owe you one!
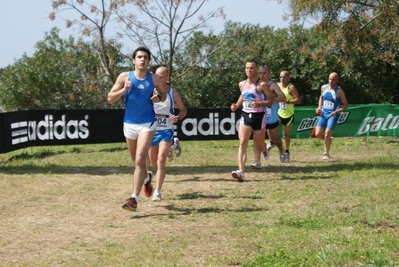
[155,189,161,195]
[143,172,150,184]
[131,194,138,202]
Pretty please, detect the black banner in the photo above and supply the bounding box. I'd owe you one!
[0,109,241,153]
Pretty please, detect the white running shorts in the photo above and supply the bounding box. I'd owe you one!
[123,122,156,140]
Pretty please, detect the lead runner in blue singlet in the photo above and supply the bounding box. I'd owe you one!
[107,46,167,212]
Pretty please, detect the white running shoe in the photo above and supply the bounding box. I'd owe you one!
[173,137,181,157]
[279,154,286,163]
[231,170,245,181]
[322,152,331,159]
[251,161,262,169]
[152,191,162,201]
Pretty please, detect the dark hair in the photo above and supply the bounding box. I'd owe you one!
[260,65,270,71]
[132,46,151,61]
[246,59,258,66]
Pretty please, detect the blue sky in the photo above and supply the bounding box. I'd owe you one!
[0,0,296,68]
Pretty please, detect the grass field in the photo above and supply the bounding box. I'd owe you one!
[1,136,399,267]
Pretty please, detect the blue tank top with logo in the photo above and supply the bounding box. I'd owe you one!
[123,71,156,124]
[321,84,341,118]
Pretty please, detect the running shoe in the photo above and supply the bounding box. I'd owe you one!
[231,170,245,181]
[167,148,174,162]
[143,171,153,197]
[279,154,286,163]
[152,191,162,202]
[266,142,276,153]
[122,197,137,212]
[174,137,181,157]
[322,152,331,159]
[284,151,290,163]
[251,161,262,169]
[263,149,269,160]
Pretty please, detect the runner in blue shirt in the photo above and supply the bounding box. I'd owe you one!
[108,46,167,212]
[315,72,349,159]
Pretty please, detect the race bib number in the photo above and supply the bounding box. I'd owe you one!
[323,100,334,110]
[156,115,168,128]
[279,102,287,110]
[243,100,256,111]
[265,106,272,117]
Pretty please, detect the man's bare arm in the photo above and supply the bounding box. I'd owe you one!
[261,83,275,106]
[270,82,286,102]
[173,91,187,120]
[331,88,348,116]
[108,72,129,104]
[288,84,301,104]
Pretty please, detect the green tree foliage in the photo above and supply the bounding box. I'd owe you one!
[286,0,399,103]
[288,0,399,58]
[173,21,398,108]
[0,28,126,110]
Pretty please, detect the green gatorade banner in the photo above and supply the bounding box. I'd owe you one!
[292,104,399,138]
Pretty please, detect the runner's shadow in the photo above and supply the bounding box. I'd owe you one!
[131,203,265,219]
[280,174,335,180]
[176,192,224,200]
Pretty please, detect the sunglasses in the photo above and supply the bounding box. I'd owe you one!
[279,76,287,79]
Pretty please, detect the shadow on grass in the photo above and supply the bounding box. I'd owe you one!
[177,192,225,200]
[3,146,127,162]
[7,150,63,160]
[131,203,264,219]
[387,139,399,144]
[279,173,335,180]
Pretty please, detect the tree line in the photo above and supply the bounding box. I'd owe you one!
[0,0,398,111]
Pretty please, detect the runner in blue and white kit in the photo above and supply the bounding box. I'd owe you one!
[148,66,187,201]
[108,47,167,212]
[315,72,348,159]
